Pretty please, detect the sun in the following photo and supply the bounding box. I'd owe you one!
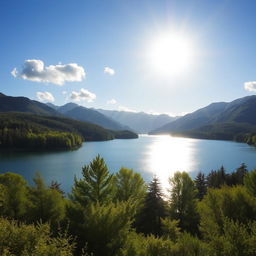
[147,32,194,76]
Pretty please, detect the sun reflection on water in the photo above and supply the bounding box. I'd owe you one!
[142,135,197,191]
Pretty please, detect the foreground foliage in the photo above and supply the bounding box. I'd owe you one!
[1,157,256,255]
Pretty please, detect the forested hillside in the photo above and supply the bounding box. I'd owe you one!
[0,113,137,150]
[0,93,59,116]
[1,156,256,255]
[151,95,256,146]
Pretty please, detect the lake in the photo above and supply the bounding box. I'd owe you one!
[0,135,256,193]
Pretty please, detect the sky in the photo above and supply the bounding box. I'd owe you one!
[1,0,256,116]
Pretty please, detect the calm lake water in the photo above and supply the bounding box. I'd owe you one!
[1,135,256,192]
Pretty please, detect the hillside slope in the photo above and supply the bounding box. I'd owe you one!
[0,112,138,150]
[151,96,256,134]
[0,93,59,116]
[151,95,256,145]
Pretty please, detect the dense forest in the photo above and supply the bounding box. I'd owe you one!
[0,156,256,255]
[0,113,138,150]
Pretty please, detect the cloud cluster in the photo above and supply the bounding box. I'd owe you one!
[36,91,55,103]
[104,67,115,75]
[244,81,256,92]
[107,99,117,105]
[70,88,96,102]
[12,59,86,85]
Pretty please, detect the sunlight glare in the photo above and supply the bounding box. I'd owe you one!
[143,135,196,193]
[147,32,194,77]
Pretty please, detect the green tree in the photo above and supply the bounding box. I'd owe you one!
[27,173,66,224]
[207,166,227,188]
[82,202,133,256]
[135,176,167,236]
[228,163,248,186]
[198,186,256,240]
[0,173,28,219]
[114,167,146,206]
[194,172,207,200]
[0,218,75,256]
[244,169,256,196]
[169,171,199,234]
[70,155,114,206]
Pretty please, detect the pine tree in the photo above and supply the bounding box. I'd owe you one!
[207,166,226,188]
[135,176,167,236]
[69,155,114,206]
[194,172,207,200]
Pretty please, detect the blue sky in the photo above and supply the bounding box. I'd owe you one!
[1,0,256,115]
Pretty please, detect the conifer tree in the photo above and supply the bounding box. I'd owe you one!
[135,176,167,236]
[194,172,207,200]
[70,155,114,206]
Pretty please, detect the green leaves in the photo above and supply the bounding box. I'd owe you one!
[169,172,199,234]
[70,155,114,206]
[0,218,75,256]
[244,169,256,196]
[114,168,146,204]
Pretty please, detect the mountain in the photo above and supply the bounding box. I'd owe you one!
[56,103,78,113]
[151,95,256,142]
[97,109,177,133]
[46,102,59,111]
[151,102,228,133]
[48,103,128,131]
[0,93,59,116]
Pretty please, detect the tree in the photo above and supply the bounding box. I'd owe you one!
[0,218,75,256]
[114,168,146,206]
[81,202,133,256]
[49,180,65,197]
[244,169,256,196]
[135,176,167,236]
[0,173,28,220]
[69,155,114,206]
[169,172,199,234]
[27,173,66,224]
[227,163,248,186]
[207,166,227,188]
[198,186,256,241]
[194,172,207,200]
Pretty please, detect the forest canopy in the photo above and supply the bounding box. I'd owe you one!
[0,157,256,255]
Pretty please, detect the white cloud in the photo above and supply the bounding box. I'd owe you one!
[12,59,86,85]
[70,88,96,102]
[244,81,256,92]
[62,91,68,95]
[107,99,117,105]
[104,67,115,75]
[36,91,55,103]
[118,105,138,113]
[11,68,18,77]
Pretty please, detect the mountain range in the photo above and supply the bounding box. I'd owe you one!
[0,93,138,150]
[47,103,128,131]
[46,102,176,133]
[97,109,177,133]
[1,92,256,145]
[151,95,256,142]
